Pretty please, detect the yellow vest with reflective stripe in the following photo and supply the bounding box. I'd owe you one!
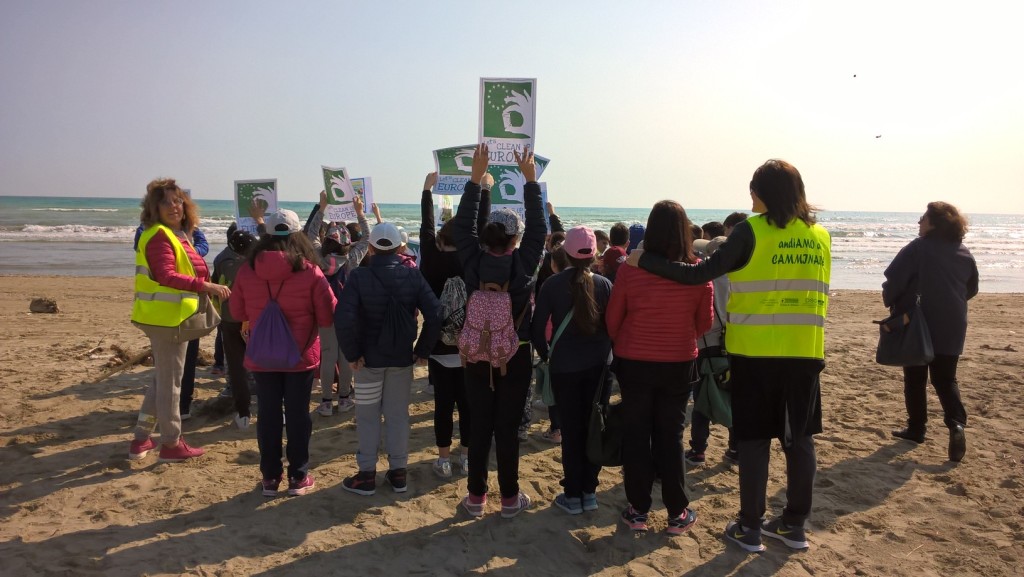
[725,215,831,359]
[131,224,199,327]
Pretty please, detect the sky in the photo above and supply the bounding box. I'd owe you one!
[1,0,1022,214]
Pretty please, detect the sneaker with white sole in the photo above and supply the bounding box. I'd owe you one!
[433,459,453,479]
[157,438,204,463]
[553,494,583,515]
[458,454,470,475]
[337,397,356,413]
[724,520,766,552]
[342,470,377,496]
[128,437,156,460]
[500,492,532,518]
[287,474,315,496]
[462,493,486,517]
[762,518,809,550]
[315,401,333,417]
[234,414,250,430]
[384,468,408,493]
[261,477,281,497]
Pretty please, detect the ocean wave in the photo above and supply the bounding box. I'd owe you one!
[30,207,121,212]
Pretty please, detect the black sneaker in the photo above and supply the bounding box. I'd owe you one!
[666,507,698,535]
[762,518,809,550]
[724,448,740,463]
[342,470,376,496]
[684,449,706,466]
[948,425,966,462]
[724,520,765,553]
[384,468,408,493]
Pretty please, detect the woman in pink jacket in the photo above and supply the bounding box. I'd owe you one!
[606,200,713,535]
[230,209,337,497]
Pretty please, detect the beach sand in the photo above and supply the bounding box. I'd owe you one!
[1,276,1021,577]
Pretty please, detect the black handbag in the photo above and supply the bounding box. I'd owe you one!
[875,297,934,367]
[586,361,623,467]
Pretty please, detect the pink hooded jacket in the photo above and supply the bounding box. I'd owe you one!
[230,251,337,372]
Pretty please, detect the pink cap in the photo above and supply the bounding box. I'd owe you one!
[563,226,597,259]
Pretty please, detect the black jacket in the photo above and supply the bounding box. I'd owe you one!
[882,236,978,356]
[452,181,546,342]
[419,188,489,355]
[336,254,441,367]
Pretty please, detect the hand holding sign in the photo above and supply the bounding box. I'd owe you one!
[423,172,438,192]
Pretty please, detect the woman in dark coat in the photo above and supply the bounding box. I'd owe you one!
[883,201,979,462]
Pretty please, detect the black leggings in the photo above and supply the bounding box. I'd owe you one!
[902,354,967,431]
[429,359,469,448]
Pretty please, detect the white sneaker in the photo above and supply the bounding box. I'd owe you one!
[234,414,250,430]
[315,401,333,417]
[458,454,470,475]
[337,397,356,413]
[432,459,453,479]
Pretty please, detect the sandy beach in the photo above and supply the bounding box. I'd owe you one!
[0,275,1021,577]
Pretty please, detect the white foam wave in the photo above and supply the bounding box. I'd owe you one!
[30,207,121,212]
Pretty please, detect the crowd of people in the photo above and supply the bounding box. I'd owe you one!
[126,148,978,552]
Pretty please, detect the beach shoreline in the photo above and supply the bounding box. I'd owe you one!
[1,275,1022,576]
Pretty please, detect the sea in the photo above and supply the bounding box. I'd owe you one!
[1,196,1021,293]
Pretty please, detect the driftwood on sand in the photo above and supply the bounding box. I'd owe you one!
[90,347,152,384]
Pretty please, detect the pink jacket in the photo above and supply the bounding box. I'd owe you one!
[230,251,337,372]
[605,262,713,363]
[146,228,209,292]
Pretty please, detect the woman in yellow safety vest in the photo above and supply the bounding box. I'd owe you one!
[128,178,230,463]
[627,159,830,553]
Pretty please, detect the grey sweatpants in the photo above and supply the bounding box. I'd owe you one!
[353,365,413,472]
[134,334,187,447]
[318,326,353,400]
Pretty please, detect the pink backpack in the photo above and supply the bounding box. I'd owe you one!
[458,282,523,383]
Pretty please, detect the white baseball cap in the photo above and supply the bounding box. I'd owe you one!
[369,222,403,250]
[266,209,301,236]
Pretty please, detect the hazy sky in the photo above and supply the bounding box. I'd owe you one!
[2,1,1021,213]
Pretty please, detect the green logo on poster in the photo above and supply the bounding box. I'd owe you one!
[483,81,533,140]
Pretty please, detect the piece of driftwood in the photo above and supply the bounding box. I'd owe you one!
[30,298,59,313]
[91,347,152,384]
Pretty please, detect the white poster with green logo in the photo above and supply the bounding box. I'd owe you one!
[479,78,536,166]
[234,179,278,235]
[321,167,374,223]
[433,144,549,203]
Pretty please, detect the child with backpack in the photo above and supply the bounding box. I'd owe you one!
[336,222,441,496]
[531,227,613,515]
[418,171,492,478]
[229,209,337,497]
[452,144,546,519]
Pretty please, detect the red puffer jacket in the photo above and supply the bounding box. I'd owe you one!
[605,262,713,363]
[230,251,337,372]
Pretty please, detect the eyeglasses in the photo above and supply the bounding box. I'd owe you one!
[160,196,184,208]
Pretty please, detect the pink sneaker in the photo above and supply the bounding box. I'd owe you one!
[262,477,282,497]
[128,437,157,460]
[157,438,205,463]
[288,474,316,496]
[461,493,487,518]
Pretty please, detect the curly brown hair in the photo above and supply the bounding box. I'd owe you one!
[139,178,200,233]
[924,201,969,243]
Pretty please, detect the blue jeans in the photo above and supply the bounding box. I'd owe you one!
[254,371,314,481]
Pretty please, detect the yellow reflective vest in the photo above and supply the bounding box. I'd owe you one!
[131,224,199,327]
[725,215,831,359]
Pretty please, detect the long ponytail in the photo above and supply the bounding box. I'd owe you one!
[567,255,599,335]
